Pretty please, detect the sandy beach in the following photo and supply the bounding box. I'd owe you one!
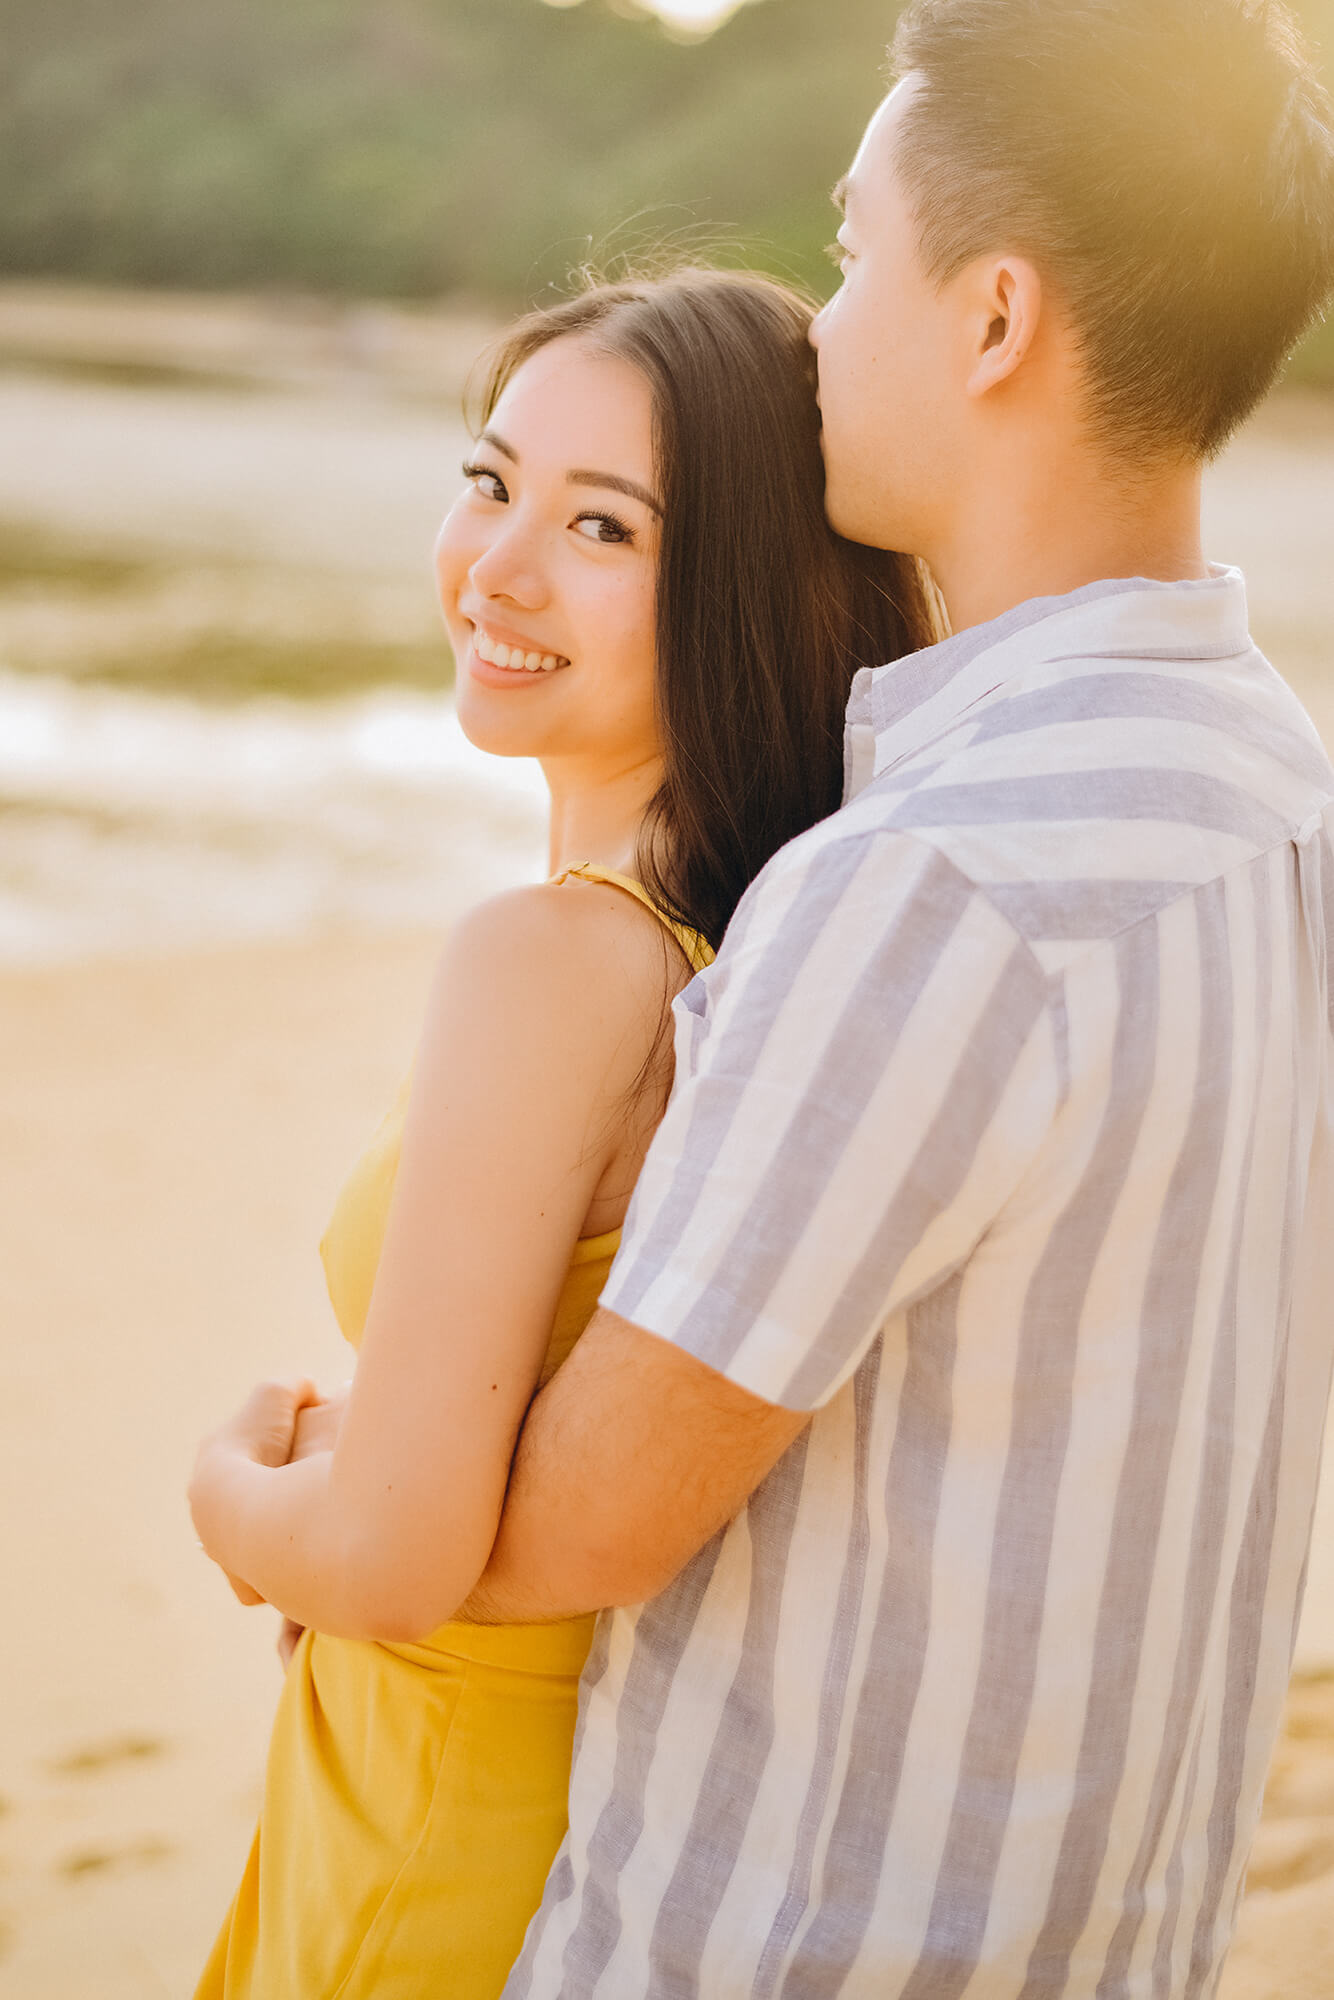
[1,291,1333,1993]
[0,929,442,1994]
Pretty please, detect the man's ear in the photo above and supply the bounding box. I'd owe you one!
[964,256,1043,399]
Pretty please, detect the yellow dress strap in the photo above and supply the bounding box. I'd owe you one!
[552,863,715,974]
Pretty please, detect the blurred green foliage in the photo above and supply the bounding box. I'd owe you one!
[0,0,895,297]
[2,0,1333,379]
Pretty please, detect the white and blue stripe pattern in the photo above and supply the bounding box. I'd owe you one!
[507,571,1334,2000]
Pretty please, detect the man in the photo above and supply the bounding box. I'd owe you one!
[467,3,1334,1991]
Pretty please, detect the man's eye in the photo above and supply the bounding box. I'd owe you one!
[462,461,507,502]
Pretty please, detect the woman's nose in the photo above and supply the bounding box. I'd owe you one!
[467,520,547,609]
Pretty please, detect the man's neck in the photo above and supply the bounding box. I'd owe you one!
[928,453,1208,638]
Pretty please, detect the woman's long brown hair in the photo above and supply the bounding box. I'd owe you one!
[471,268,936,953]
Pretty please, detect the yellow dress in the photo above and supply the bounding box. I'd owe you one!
[196,867,712,2000]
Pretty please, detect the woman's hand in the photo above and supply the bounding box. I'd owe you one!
[258,1391,349,1636]
[211,1377,323,1469]
[189,1377,320,1590]
[290,1385,350,1462]
[261,1387,347,1633]
[277,1617,306,1669]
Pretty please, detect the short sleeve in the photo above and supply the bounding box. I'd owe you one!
[601,827,1061,1411]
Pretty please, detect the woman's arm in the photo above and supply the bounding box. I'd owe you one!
[189,879,678,1642]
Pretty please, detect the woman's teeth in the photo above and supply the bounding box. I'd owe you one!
[474,629,567,673]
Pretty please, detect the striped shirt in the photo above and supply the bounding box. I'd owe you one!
[506,570,1334,2000]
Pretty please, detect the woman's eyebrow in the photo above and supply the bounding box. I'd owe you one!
[567,469,663,516]
[478,427,662,516]
[479,427,519,462]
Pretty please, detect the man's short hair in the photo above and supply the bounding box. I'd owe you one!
[890,0,1334,460]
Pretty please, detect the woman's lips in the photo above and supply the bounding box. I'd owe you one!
[468,644,565,689]
[465,621,569,690]
[473,625,568,673]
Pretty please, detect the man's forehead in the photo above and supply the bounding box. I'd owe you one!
[835,77,920,223]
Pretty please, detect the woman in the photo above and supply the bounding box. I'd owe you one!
[189,268,932,1998]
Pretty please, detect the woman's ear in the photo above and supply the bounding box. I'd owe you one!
[964,256,1044,400]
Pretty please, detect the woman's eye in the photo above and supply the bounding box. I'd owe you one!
[461,460,507,502]
[573,512,633,546]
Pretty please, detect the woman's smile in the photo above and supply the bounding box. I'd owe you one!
[466,617,571,685]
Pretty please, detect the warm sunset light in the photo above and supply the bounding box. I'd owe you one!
[542,0,744,32]
[648,0,742,27]
[5,0,1334,1993]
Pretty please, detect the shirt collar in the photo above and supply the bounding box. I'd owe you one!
[843,567,1252,801]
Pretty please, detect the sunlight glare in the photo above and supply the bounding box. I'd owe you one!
[650,0,742,28]
[540,0,745,33]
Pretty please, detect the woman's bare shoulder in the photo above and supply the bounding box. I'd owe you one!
[417,877,686,1093]
[446,876,684,987]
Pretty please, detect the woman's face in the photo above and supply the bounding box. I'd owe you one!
[435,337,662,772]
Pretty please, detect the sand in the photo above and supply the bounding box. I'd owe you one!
[0,930,440,1995]
[0,931,1330,1997]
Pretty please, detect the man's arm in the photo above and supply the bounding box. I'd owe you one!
[464,831,1059,1624]
[460,1308,808,1624]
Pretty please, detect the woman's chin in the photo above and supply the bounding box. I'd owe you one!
[455,683,549,760]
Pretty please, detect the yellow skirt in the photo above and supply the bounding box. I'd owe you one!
[196,1613,595,2000]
